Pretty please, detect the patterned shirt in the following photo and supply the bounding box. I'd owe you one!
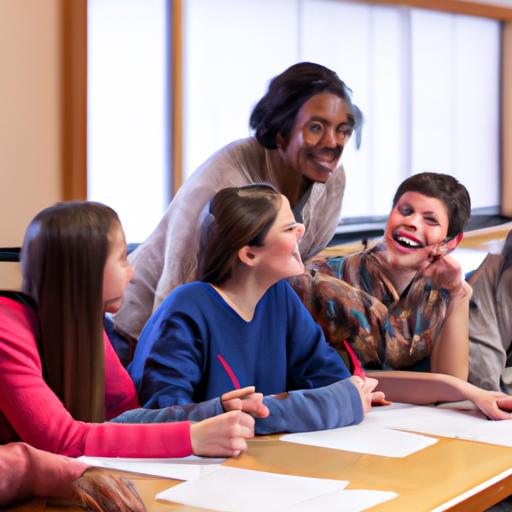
[290,243,449,371]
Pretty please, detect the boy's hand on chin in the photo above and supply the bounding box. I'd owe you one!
[419,252,469,297]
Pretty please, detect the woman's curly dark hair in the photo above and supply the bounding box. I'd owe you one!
[249,62,362,149]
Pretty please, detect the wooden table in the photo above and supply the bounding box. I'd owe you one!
[7,432,512,512]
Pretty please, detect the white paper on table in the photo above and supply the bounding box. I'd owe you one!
[282,489,398,512]
[369,405,512,447]
[156,466,349,512]
[280,419,437,457]
[77,455,224,481]
[369,405,486,436]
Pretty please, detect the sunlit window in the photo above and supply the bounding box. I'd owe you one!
[88,0,501,244]
[184,0,500,219]
[87,0,170,242]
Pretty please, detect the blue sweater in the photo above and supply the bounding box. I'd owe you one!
[128,280,362,433]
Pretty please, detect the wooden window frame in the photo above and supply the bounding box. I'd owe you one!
[61,0,87,200]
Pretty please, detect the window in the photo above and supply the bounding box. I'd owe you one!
[87,0,503,242]
[183,0,501,219]
[87,0,170,242]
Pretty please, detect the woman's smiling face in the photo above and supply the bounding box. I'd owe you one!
[385,191,450,262]
[278,92,354,183]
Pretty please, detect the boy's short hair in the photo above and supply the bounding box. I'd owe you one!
[392,172,471,239]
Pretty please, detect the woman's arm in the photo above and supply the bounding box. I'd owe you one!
[368,370,512,420]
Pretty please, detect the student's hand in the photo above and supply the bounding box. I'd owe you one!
[419,251,468,297]
[496,396,512,413]
[190,410,254,457]
[370,391,391,407]
[384,241,469,298]
[363,377,389,407]
[469,387,512,420]
[350,376,387,413]
[222,386,270,418]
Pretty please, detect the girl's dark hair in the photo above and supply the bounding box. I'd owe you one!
[392,172,471,239]
[21,201,120,422]
[249,62,362,149]
[197,184,282,285]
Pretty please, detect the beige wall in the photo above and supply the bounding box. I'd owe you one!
[0,0,62,247]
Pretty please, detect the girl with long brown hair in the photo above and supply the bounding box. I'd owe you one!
[0,201,258,457]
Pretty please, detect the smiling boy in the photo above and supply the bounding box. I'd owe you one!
[291,172,472,378]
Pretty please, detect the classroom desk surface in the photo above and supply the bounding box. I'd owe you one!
[7,432,512,512]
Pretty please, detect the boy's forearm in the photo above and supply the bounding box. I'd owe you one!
[430,284,470,380]
[367,370,471,404]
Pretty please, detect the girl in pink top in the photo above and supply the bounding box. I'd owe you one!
[0,201,262,458]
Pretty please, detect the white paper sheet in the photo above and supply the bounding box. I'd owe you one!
[78,455,224,481]
[156,467,349,512]
[282,489,398,512]
[280,417,437,457]
[368,405,512,447]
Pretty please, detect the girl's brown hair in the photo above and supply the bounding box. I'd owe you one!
[21,201,120,422]
[197,184,282,285]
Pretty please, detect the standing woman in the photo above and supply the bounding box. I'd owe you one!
[0,202,255,458]
[115,62,362,346]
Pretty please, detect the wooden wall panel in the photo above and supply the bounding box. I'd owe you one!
[501,21,512,215]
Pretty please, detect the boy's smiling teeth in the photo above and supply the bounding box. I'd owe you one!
[393,233,424,249]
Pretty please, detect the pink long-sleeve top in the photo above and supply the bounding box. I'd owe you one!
[0,297,192,457]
